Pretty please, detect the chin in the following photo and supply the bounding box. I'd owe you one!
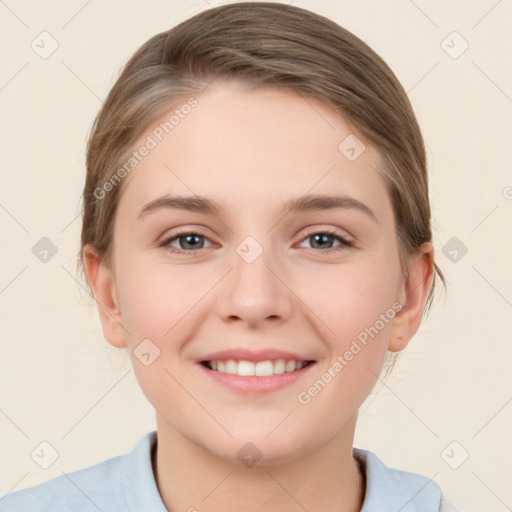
[216,432,312,468]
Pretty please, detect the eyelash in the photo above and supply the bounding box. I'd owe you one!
[158,227,353,256]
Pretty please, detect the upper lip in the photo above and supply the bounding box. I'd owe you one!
[199,348,315,363]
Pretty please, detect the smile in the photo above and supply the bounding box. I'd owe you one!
[202,359,313,377]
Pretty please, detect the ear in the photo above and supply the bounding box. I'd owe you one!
[82,245,127,349]
[387,242,435,352]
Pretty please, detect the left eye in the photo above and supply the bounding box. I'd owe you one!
[298,229,353,251]
[159,229,352,255]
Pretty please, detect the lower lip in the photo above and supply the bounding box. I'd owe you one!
[198,362,316,394]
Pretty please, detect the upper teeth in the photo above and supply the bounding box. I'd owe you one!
[207,359,309,376]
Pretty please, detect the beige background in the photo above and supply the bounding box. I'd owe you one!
[1,1,511,511]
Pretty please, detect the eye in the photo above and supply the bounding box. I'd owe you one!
[159,227,353,255]
[159,231,213,254]
[297,227,353,253]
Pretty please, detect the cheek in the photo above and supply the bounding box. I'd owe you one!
[116,259,215,346]
[296,259,399,402]
[299,258,400,344]
[116,262,207,409]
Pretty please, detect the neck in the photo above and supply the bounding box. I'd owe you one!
[152,414,366,512]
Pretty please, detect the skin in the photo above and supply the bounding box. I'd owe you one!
[84,80,434,512]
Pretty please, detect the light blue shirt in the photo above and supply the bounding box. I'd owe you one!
[0,431,455,511]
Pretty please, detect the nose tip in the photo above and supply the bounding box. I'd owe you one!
[216,255,293,328]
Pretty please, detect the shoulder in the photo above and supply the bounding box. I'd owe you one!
[354,447,456,512]
[0,451,128,512]
[0,431,163,512]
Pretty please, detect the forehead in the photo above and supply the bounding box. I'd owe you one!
[116,82,390,223]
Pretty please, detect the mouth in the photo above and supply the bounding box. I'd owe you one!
[198,358,316,394]
[200,359,315,377]
[197,348,317,394]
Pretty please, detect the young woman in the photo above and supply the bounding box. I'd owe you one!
[1,3,457,511]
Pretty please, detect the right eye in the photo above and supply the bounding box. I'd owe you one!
[159,231,213,255]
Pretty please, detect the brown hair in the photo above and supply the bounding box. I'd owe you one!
[78,2,445,372]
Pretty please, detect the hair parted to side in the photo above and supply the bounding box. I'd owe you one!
[78,2,445,374]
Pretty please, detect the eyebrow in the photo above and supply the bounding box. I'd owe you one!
[137,193,377,223]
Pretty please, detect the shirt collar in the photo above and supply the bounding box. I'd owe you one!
[121,431,441,512]
[354,447,442,512]
[121,431,167,511]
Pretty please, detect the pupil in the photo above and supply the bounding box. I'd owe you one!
[182,234,202,249]
[312,234,332,249]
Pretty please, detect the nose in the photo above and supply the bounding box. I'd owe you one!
[215,241,294,329]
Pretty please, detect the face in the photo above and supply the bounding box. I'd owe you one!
[102,81,408,465]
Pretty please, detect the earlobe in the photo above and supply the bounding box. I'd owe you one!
[388,242,435,352]
[82,245,127,349]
